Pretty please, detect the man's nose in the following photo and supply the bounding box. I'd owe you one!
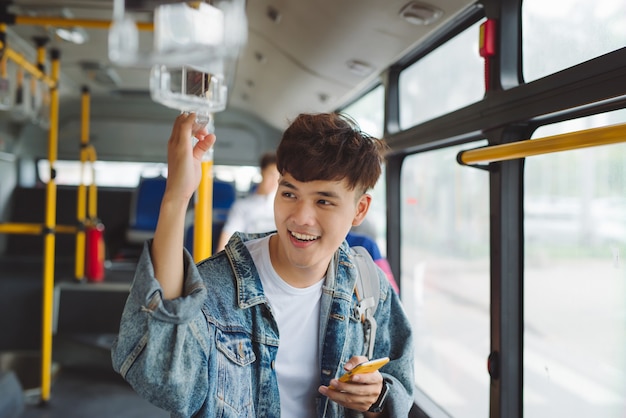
[291,200,316,225]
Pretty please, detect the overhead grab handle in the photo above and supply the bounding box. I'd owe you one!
[108,0,247,71]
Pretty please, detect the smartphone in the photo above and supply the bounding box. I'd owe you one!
[338,357,390,383]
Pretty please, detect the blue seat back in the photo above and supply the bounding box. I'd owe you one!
[129,176,167,232]
[128,177,236,251]
[213,180,237,222]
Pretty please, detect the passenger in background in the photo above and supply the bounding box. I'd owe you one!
[216,151,279,251]
[346,231,400,294]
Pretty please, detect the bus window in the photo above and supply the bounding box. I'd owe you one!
[524,110,626,417]
[342,85,387,252]
[401,141,490,417]
[37,159,261,193]
[37,160,166,187]
[399,20,485,130]
[341,85,384,138]
[522,0,626,82]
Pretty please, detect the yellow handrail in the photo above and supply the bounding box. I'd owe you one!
[0,41,56,88]
[459,123,626,165]
[0,18,109,405]
[0,222,43,234]
[13,15,154,31]
[56,225,77,234]
[0,223,76,234]
[194,159,214,262]
[87,146,98,221]
[75,87,91,281]
[40,48,60,405]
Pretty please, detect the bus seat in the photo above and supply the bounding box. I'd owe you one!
[126,175,167,244]
[127,177,236,246]
[213,180,237,223]
[184,180,237,254]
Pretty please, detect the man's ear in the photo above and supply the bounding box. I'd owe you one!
[352,193,372,226]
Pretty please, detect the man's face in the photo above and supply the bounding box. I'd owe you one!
[270,172,370,287]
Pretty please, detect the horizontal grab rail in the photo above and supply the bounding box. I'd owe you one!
[13,15,154,31]
[0,223,78,235]
[0,41,56,88]
[458,123,626,165]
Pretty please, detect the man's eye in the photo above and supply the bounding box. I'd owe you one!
[318,199,332,206]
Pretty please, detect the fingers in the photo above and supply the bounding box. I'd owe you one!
[168,112,194,145]
[192,133,216,160]
[177,111,197,130]
[329,369,382,389]
[170,112,216,155]
[343,356,369,372]
[319,379,383,413]
[319,355,384,412]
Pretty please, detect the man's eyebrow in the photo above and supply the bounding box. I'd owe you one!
[317,190,340,199]
[279,179,341,199]
[279,179,297,189]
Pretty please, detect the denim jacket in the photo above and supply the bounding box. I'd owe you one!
[111,232,414,417]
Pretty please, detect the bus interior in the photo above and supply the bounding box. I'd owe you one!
[0,1,625,418]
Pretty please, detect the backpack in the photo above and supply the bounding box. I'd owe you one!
[351,246,381,359]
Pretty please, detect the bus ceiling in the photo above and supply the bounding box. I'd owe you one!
[0,0,474,133]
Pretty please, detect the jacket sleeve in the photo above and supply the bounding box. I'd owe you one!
[372,269,415,417]
[111,240,211,417]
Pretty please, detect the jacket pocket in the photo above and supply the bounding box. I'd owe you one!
[215,328,256,416]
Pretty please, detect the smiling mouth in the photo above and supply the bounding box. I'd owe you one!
[290,230,320,242]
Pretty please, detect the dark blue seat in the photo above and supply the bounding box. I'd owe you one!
[127,176,237,250]
[346,231,382,260]
[126,176,168,243]
[213,180,237,223]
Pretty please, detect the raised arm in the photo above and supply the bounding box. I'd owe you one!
[151,113,216,299]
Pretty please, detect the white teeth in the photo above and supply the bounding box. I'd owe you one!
[291,231,319,241]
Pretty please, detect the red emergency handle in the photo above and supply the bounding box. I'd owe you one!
[85,222,105,282]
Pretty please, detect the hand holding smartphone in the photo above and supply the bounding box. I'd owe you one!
[337,357,390,383]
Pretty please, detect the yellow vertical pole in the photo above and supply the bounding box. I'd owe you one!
[0,24,7,78]
[40,48,60,405]
[0,54,6,80]
[15,66,24,105]
[193,156,214,262]
[35,38,46,66]
[32,37,47,118]
[74,86,90,280]
[87,146,98,220]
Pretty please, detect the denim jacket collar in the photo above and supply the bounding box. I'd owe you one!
[225,232,269,309]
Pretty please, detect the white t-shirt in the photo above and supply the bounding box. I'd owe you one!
[222,192,276,236]
[245,236,323,418]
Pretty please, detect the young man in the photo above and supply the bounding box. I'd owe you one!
[216,151,279,252]
[112,112,414,417]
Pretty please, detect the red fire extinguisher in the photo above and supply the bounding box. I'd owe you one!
[85,220,105,282]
